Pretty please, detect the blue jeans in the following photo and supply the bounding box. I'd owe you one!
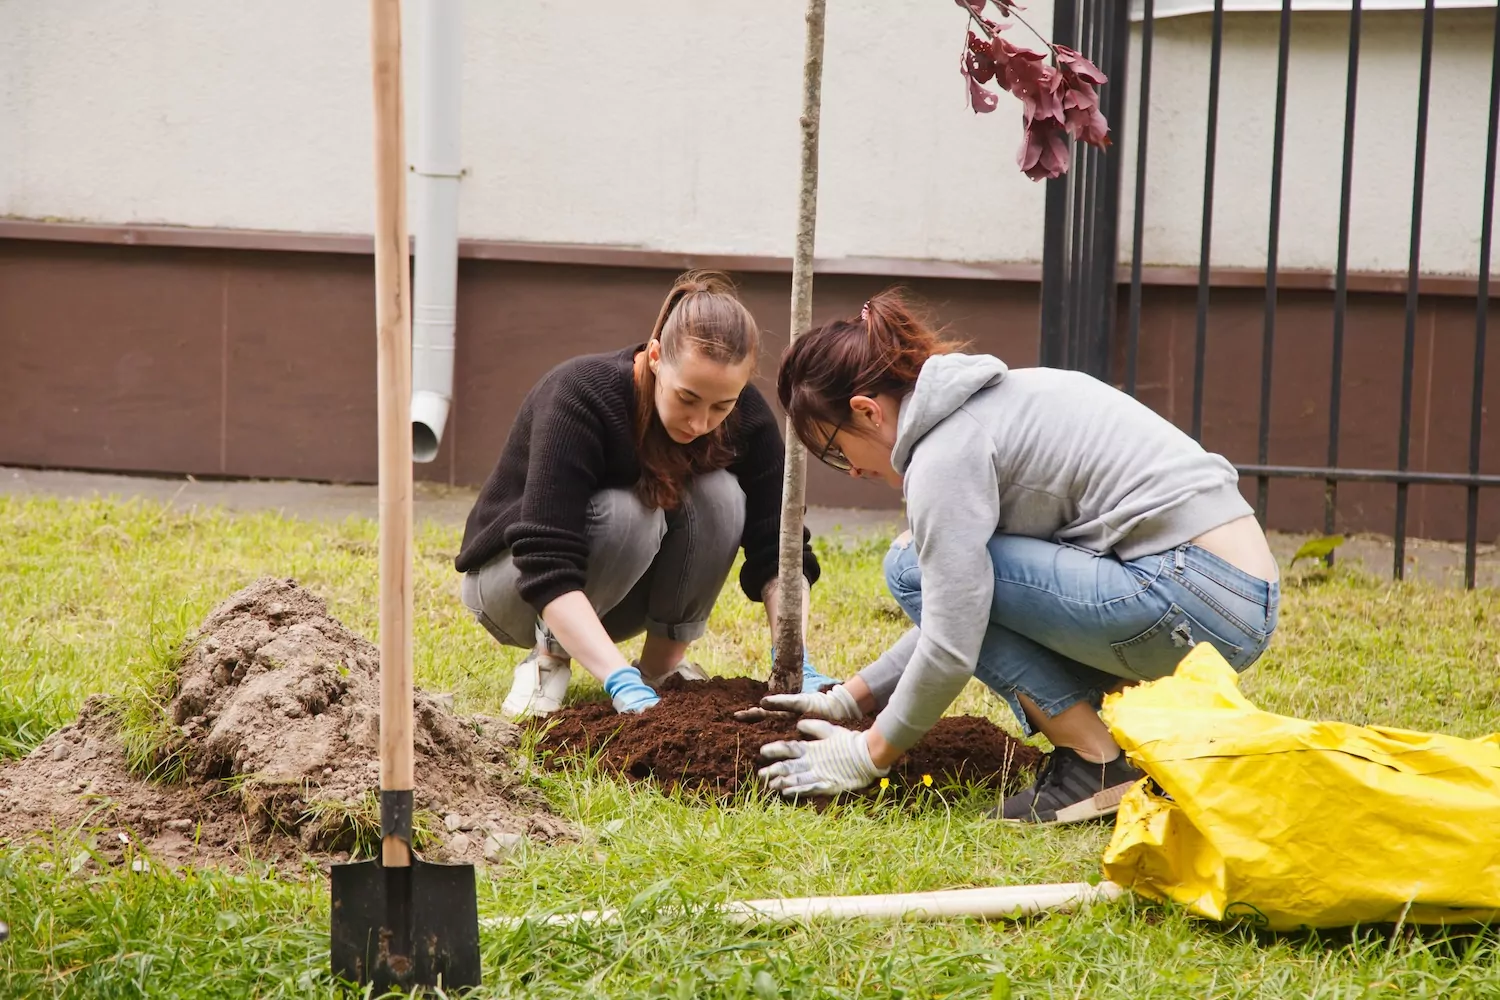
[883,534,1280,735]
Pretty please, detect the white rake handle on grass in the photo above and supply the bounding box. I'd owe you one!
[485,881,1123,928]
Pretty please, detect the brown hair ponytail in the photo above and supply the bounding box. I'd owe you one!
[634,271,759,509]
[776,289,959,452]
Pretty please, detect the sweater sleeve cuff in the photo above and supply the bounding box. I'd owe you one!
[737,531,822,603]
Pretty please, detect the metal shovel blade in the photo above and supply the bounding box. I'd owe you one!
[330,854,481,993]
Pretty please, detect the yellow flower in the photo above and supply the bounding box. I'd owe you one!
[922,774,933,787]
[879,778,890,790]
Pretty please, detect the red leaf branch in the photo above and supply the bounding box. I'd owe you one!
[956,0,1112,182]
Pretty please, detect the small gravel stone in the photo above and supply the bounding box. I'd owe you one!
[483,831,523,862]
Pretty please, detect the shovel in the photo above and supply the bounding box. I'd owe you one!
[330,1,480,991]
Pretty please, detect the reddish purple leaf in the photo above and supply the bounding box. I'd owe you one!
[1064,104,1111,147]
[1018,122,1070,181]
[1003,57,1064,128]
[953,0,1107,179]
[968,76,1001,114]
[957,0,1026,15]
[1054,44,1107,86]
[965,32,996,84]
[954,0,1004,32]
[1033,68,1066,125]
[1062,80,1098,112]
[991,36,1042,65]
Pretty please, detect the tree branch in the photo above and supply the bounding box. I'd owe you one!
[964,0,1058,59]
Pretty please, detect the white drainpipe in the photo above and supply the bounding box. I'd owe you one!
[410,0,463,463]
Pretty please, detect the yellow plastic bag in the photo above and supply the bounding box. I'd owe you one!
[1100,643,1500,930]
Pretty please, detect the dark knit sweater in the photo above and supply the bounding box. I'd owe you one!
[455,345,820,612]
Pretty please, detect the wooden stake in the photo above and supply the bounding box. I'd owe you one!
[770,0,829,694]
[370,0,414,869]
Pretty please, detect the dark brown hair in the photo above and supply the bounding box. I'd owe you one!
[634,270,759,510]
[777,289,959,453]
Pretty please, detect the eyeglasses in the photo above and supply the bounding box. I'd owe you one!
[814,415,852,473]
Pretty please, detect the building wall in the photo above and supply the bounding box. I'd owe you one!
[1123,8,1500,276]
[2,2,1496,275]
[2,231,1494,542]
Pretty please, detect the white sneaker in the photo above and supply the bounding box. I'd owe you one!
[636,659,709,684]
[500,648,572,721]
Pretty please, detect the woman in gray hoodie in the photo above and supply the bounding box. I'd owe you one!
[754,291,1281,825]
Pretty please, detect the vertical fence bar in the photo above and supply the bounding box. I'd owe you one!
[1070,0,1092,372]
[1125,0,1155,396]
[1067,0,1089,370]
[1325,0,1362,563]
[1076,0,1100,373]
[1466,6,1500,590]
[1040,0,1077,369]
[1190,0,1225,441]
[1393,0,1437,581]
[1095,1,1130,381]
[1256,0,1293,524]
[1041,186,1069,367]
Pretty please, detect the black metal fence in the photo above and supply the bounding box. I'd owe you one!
[1041,0,1500,589]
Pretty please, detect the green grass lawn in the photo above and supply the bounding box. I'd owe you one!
[1,495,1498,999]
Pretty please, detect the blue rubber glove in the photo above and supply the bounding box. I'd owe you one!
[772,647,840,693]
[603,666,660,714]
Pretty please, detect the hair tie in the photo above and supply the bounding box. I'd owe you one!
[860,300,871,323]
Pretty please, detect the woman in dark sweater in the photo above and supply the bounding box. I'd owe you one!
[456,271,831,719]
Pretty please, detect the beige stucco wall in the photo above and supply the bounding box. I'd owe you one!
[0,0,1052,264]
[1123,8,1499,276]
[1,2,1495,275]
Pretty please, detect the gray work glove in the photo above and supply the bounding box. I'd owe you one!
[734,683,863,724]
[757,719,889,798]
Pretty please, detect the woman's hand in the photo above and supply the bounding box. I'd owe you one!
[757,721,889,798]
[603,666,660,714]
[734,674,877,723]
[741,683,862,722]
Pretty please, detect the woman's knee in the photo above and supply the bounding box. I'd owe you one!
[587,488,668,557]
[883,531,921,622]
[685,470,746,537]
[460,564,529,648]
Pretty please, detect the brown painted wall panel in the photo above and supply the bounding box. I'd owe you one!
[1,236,1494,543]
[222,254,378,482]
[0,243,224,474]
[1121,285,1499,543]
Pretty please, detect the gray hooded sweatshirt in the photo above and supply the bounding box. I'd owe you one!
[861,354,1252,751]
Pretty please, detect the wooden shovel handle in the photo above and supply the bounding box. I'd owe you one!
[370,0,414,869]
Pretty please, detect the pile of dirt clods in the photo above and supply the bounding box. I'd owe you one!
[0,578,570,870]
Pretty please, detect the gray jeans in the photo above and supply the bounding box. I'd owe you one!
[460,469,746,657]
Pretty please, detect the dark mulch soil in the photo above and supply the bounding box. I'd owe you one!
[537,675,1044,800]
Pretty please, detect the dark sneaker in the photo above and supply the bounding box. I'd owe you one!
[994,747,1144,825]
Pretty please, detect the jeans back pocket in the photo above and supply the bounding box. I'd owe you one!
[1111,603,1245,681]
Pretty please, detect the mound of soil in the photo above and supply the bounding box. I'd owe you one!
[539,675,1044,799]
[0,578,571,871]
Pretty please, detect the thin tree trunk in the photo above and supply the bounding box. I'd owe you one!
[769,0,828,695]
